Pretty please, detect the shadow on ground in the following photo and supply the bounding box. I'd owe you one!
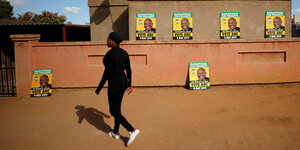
[75,105,130,146]
[75,105,112,133]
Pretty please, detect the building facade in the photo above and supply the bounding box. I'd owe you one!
[89,0,291,41]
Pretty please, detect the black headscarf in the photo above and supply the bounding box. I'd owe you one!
[108,32,123,45]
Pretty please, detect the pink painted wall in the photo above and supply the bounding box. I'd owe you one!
[12,34,300,95]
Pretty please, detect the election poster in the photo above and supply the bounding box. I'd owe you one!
[30,69,52,97]
[173,12,193,40]
[189,62,210,90]
[136,13,156,40]
[265,11,285,38]
[220,12,240,39]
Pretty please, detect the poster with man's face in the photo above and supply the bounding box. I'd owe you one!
[173,12,193,40]
[189,62,210,90]
[265,11,285,38]
[136,13,156,40]
[220,12,240,39]
[31,69,52,97]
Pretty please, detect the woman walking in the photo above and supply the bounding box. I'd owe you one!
[95,32,140,146]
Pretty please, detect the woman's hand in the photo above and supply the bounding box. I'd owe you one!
[95,88,100,95]
[127,87,133,95]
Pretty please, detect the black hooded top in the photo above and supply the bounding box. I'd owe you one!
[96,46,132,91]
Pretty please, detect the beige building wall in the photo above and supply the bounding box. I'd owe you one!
[295,14,300,24]
[89,0,291,41]
[129,0,291,40]
[89,0,129,42]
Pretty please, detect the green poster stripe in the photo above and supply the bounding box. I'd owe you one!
[173,12,192,18]
[266,11,285,16]
[220,12,240,18]
[189,62,209,68]
[33,69,52,75]
[136,13,156,18]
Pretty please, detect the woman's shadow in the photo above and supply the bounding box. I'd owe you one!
[75,105,129,145]
[75,105,112,133]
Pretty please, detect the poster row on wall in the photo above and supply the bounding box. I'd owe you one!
[136,11,285,40]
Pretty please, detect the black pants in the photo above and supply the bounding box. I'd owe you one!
[108,88,134,134]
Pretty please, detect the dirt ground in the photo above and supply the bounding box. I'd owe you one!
[0,83,300,150]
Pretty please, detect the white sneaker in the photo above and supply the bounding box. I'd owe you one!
[127,129,140,146]
[108,132,120,139]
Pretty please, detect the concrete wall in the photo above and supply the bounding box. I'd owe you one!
[295,14,300,24]
[88,0,292,42]
[11,34,300,96]
[129,0,291,40]
[89,0,129,41]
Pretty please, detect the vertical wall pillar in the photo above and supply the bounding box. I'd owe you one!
[89,0,129,42]
[11,34,40,96]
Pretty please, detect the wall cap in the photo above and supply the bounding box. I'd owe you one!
[88,0,128,7]
[127,0,290,1]
[10,34,41,42]
[30,37,300,47]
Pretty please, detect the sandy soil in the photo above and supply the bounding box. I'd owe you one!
[0,83,300,150]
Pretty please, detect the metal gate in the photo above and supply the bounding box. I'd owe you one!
[0,44,16,96]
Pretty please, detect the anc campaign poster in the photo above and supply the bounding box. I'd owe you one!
[173,12,193,40]
[189,62,210,90]
[31,69,52,97]
[265,11,285,38]
[136,13,156,40]
[220,12,240,39]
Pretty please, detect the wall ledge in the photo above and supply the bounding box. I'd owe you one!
[88,0,128,7]
[32,37,300,47]
[10,34,41,42]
